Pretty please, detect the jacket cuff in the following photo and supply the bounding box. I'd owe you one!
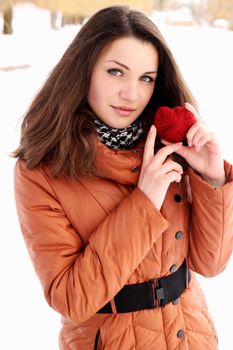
[188,160,233,201]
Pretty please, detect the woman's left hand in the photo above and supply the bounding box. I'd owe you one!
[161,102,226,188]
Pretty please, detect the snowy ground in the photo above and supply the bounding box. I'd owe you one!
[0,4,233,350]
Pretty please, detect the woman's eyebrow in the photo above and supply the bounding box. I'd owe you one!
[106,59,157,74]
[106,59,129,70]
[144,70,157,75]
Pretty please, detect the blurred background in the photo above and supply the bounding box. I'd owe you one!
[1,0,233,33]
[1,1,233,349]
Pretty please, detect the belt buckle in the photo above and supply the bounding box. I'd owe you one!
[151,279,164,308]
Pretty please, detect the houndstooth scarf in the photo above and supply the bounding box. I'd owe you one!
[94,118,144,150]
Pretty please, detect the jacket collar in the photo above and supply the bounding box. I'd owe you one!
[95,140,144,185]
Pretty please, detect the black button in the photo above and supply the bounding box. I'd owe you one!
[174,194,182,202]
[175,231,183,240]
[172,298,179,305]
[131,166,140,173]
[170,264,177,273]
[177,329,185,338]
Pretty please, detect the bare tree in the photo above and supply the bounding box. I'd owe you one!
[1,1,13,34]
[204,0,233,28]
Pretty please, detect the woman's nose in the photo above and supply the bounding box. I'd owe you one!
[119,81,138,101]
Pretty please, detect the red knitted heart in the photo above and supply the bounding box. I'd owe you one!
[154,106,196,143]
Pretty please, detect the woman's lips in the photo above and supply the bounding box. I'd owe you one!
[111,105,136,116]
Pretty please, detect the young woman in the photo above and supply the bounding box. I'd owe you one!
[13,5,233,350]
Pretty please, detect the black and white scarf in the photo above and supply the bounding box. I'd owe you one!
[94,118,144,150]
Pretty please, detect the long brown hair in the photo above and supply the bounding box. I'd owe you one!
[13,5,196,178]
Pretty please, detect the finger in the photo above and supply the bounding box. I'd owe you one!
[160,138,184,148]
[191,129,207,151]
[153,143,183,166]
[164,171,182,184]
[161,159,183,175]
[196,132,215,147]
[173,145,189,160]
[186,122,201,147]
[142,125,157,169]
[184,102,202,123]
[160,139,171,145]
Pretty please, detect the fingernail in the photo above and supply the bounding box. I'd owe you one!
[150,125,155,132]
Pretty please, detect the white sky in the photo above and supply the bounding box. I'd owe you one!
[0,4,232,350]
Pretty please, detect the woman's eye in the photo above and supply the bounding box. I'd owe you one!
[140,75,154,83]
[107,68,122,76]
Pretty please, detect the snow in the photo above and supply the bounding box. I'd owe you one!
[1,4,232,350]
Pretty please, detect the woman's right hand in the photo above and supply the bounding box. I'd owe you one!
[138,125,183,211]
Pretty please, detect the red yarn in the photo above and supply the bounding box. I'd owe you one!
[154,106,196,143]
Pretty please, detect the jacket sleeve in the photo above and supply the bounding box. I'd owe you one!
[14,161,169,323]
[187,160,233,277]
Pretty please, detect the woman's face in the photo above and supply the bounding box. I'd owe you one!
[87,36,158,129]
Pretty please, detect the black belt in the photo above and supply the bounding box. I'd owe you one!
[97,260,191,314]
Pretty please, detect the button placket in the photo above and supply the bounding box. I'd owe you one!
[177,329,185,338]
[175,231,183,240]
[172,298,179,305]
[170,264,178,273]
[174,194,182,202]
[131,166,140,173]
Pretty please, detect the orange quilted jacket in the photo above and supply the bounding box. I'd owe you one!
[14,141,233,349]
